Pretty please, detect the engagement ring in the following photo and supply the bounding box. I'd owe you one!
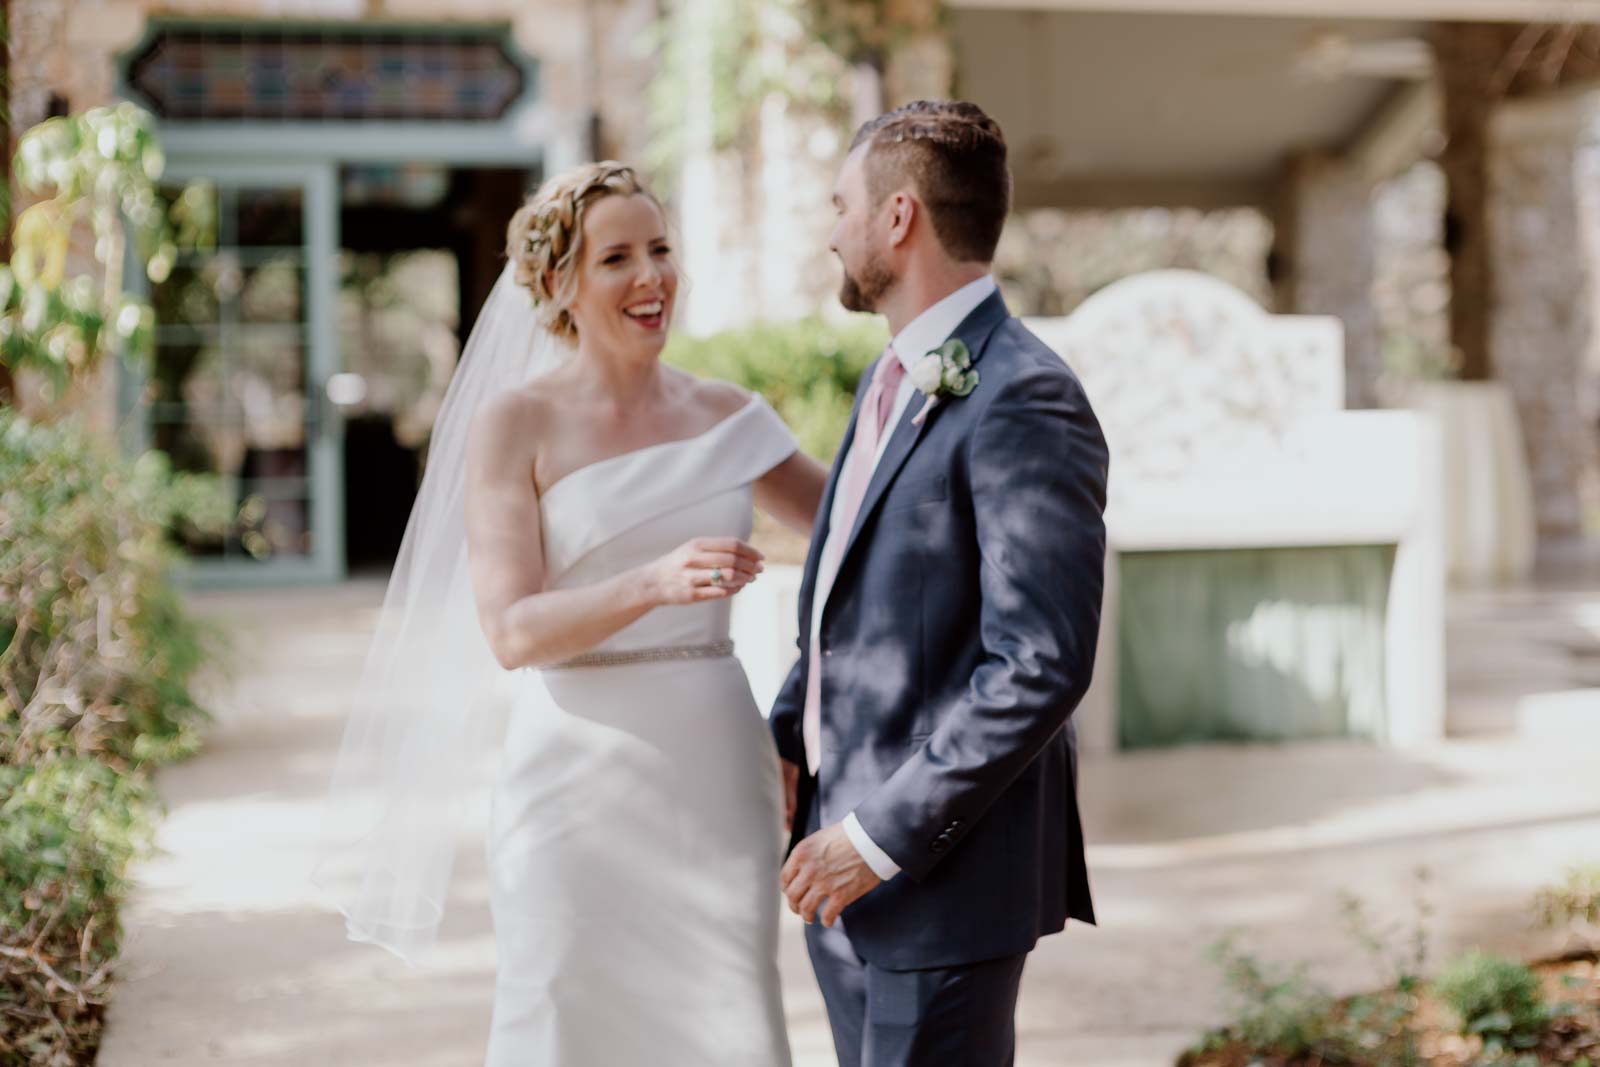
[711,568,724,587]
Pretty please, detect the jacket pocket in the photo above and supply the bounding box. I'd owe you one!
[882,473,948,514]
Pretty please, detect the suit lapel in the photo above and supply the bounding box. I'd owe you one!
[835,290,1011,572]
[797,361,873,639]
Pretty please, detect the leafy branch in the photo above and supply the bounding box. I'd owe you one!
[802,0,945,67]
[2,103,211,399]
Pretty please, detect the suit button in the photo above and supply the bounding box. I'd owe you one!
[950,819,964,829]
[930,834,951,854]
[823,648,833,657]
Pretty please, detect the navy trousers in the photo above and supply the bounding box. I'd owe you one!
[800,790,1028,1067]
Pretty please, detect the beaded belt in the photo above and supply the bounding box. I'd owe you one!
[541,640,735,671]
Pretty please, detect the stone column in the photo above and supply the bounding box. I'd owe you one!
[1487,89,1600,538]
[1274,151,1383,410]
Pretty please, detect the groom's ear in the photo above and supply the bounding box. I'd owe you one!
[885,191,917,249]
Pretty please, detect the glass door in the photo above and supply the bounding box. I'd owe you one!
[129,161,342,584]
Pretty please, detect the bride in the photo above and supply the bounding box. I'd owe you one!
[317,162,826,1065]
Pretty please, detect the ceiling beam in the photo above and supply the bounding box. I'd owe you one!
[951,0,1600,22]
[1347,80,1444,181]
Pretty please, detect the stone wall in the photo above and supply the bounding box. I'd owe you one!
[1488,90,1600,538]
[1372,160,1454,390]
[993,206,1273,319]
[1275,151,1384,410]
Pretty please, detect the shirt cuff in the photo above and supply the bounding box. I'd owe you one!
[842,812,902,881]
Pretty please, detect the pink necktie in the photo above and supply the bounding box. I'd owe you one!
[803,349,906,774]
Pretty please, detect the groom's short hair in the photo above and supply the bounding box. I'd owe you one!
[850,100,1011,264]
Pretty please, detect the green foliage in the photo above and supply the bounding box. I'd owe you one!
[0,758,156,1065]
[645,0,851,193]
[649,0,760,166]
[1333,884,1431,1067]
[802,0,945,63]
[1433,950,1550,1050]
[1194,876,1435,1066]
[0,761,153,955]
[0,409,229,767]
[664,314,887,460]
[1192,875,1600,1067]
[0,412,224,1063]
[0,758,156,1064]
[1197,934,1357,1063]
[1535,865,1600,933]
[2,103,209,396]
[644,0,946,187]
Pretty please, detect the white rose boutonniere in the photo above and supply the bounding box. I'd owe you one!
[907,353,944,395]
[910,338,980,426]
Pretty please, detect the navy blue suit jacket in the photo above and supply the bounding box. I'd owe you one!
[771,290,1109,971]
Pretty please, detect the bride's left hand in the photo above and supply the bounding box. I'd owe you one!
[780,823,881,927]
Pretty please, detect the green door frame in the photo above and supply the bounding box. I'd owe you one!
[123,159,344,588]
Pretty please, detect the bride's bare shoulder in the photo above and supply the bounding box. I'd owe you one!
[669,368,752,420]
[467,386,552,463]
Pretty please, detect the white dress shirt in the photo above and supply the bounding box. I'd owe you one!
[813,275,999,881]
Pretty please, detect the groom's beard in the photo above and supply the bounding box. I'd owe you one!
[838,255,895,314]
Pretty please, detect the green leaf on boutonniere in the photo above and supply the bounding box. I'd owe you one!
[931,338,978,397]
[933,338,972,370]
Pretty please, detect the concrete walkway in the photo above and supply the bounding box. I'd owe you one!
[97,572,1600,1067]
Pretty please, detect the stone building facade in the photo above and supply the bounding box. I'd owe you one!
[10,0,656,165]
[10,0,1600,571]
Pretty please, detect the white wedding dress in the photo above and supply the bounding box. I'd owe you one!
[483,396,797,1067]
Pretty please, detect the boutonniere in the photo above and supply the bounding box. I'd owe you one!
[908,338,979,426]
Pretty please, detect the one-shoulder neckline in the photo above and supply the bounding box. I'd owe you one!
[538,395,764,500]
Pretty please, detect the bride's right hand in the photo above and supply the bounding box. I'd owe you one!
[644,537,765,605]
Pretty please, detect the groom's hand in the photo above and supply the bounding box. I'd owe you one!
[781,824,880,927]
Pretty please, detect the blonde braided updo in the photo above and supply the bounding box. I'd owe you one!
[505,162,664,345]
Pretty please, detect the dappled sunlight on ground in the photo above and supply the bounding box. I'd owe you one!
[96,577,1600,1067]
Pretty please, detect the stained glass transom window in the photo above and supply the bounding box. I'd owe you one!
[125,23,528,123]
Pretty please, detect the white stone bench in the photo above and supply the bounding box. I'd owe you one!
[1023,270,1445,753]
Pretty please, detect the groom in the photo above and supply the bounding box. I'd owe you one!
[770,100,1109,1065]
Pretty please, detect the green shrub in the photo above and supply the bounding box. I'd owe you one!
[0,758,156,1065]
[1432,950,1550,1049]
[664,314,887,461]
[1195,935,1357,1062]
[1,410,226,1064]
[0,410,228,768]
[1330,884,1430,1064]
[1193,881,1436,1066]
